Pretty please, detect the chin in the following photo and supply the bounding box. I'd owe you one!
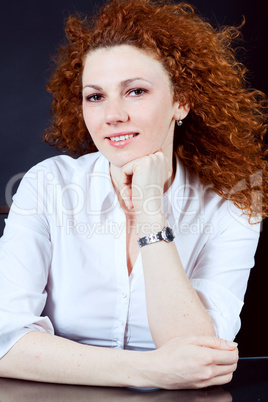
[106,152,143,169]
[109,158,133,169]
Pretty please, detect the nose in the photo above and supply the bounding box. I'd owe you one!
[104,98,129,125]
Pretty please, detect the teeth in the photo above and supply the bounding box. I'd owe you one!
[110,134,136,142]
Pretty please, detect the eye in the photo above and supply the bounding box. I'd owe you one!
[85,93,103,102]
[128,88,148,97]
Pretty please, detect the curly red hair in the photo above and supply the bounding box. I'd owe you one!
[44,0,268,221]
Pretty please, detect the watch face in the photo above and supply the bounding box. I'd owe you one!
[163,227,174,242]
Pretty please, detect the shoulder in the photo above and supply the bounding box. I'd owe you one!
[27,151,103,175]
[11,152,107,208]
[21,151,107,185]
[172,158,225,214]
[172,158,260,237]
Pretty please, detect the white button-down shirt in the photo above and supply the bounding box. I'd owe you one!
[0,152,260,358]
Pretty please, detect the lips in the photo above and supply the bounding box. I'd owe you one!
[105,132,139,147]
[106,132,139,142]
[110,133,134,142]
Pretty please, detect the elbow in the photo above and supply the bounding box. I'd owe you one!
[199,314,217,337]
[207,316,217,337]
[0,354,11,379]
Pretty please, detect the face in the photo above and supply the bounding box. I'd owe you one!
[82,45,188,168]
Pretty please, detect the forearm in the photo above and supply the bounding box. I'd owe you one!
[139,215,215,348]
[0,331,239,390]
[0,331,150,387]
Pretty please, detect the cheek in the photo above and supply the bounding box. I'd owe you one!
[83,106,99,132]
[149,111,172,137]
[142,97,173,123]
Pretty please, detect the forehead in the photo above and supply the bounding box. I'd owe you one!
[82,44,171,86]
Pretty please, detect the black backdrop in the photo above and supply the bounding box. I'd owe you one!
[0,0,267,357]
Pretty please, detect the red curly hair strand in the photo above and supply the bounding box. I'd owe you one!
[44,0,268,221]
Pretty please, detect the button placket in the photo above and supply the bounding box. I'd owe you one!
[112,206,130,348]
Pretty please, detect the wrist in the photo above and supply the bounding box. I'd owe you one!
[136,213,166,237]
[133,350,158,388]
[139,350,161,389]
[123,349,157,388]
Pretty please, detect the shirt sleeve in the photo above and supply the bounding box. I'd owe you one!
[190,206,260,341]
[0,165,54,359]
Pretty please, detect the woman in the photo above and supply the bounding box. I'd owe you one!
[0,0,267,389]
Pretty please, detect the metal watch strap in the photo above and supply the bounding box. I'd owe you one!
[137,227,174,248]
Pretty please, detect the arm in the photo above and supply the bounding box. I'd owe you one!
[0,331,237,389]
[123,152,215,348]
[0,331,148,387]
[141,239,216,347]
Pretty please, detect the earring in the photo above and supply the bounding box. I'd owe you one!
[176,120,183,126]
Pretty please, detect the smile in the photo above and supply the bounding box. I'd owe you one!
[108,133,138,142]
[106,132,139,148]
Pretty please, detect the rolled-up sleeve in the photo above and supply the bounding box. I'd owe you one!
[0,165,54,358]
[190,209,260,341]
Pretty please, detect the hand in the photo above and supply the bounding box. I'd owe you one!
[147,336,238,390]
[121,151,170,222]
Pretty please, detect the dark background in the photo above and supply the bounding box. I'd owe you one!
[0,0,267,356]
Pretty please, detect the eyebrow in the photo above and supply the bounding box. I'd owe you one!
[83,77,153,90]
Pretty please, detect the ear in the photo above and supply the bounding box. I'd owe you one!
[173,102,190,122]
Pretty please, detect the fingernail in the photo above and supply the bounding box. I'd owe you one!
[227,341,238,348]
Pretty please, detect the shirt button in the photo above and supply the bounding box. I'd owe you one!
[121,291,127,298]
[119,320,124,326]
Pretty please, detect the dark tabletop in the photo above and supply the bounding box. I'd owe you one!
[0,357,267,402]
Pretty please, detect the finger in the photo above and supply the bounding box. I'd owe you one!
[210,347,239,365]
[200,370,235,388]
[189,335,238,351]
[152,150,164,156]
[194,361,237,389]
[120,182,134,210]
[152,150,167,164]
[204,363,237,386]
[122,155,148,176]
[214,362,238,378]
[197,346,238,367]
[122,160,136,177]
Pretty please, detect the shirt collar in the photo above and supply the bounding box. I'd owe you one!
[85,152,119,215]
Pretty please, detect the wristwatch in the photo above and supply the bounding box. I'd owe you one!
[137,227,175,248]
